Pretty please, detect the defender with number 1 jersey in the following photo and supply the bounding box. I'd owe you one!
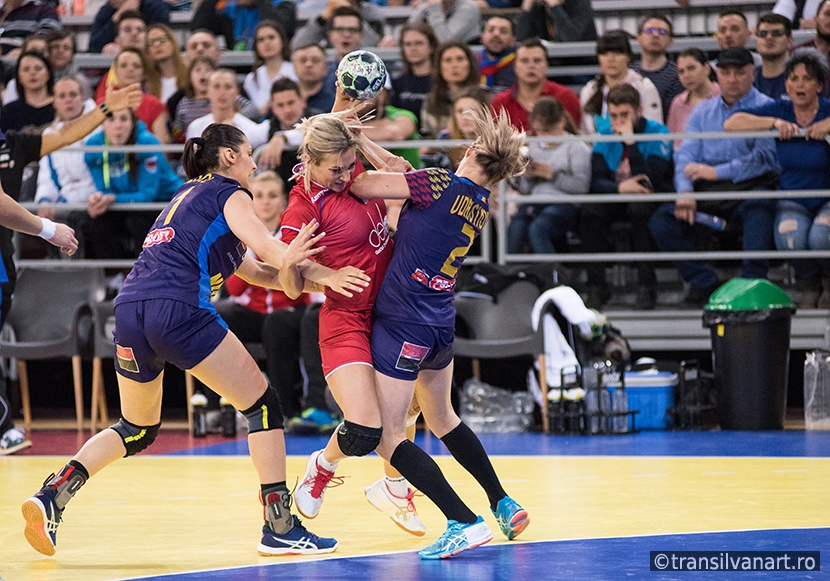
[374,168,489,327]
[116,173,250,312]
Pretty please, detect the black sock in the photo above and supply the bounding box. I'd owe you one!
[441,422,505,511]
[390,440,476,524]
[260,481,292,534]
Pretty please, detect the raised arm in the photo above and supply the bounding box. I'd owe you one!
[351,171,412,200]
[40,84,143,157]
[224,193,369,297]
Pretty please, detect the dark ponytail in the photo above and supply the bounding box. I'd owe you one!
[182,123,247,179]
[586,30,634,117]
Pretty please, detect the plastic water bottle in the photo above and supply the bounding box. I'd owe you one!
[220,397,237,438]
[694,212,727,231]
[612,386,628,433]
[597,362,611,433]
[583,364,600,434]
[191,392,208,438]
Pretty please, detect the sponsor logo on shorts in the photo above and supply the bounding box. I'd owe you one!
[143,227,175,248]
[116,345,140,373]
[395,342,429,373]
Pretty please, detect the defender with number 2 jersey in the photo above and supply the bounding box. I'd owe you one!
[374,167,489,328]
[116,173,251,313]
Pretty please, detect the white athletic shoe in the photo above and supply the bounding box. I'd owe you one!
[0,427,31,455]
[364,479,426,536]
[294,450,343,519]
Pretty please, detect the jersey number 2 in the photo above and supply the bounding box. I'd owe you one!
[440,223,475,278]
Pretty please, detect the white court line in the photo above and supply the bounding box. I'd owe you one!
[565,475,598,480]
[631,474,667,478]
[702,471,737,475]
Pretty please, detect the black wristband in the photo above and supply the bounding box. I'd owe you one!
[99,102,114,118]
[316,14,327,26]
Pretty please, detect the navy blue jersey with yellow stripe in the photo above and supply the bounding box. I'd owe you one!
[374,168,489,328]
[116,174,251,313]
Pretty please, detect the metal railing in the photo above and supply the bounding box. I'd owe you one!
[22,128,830,270]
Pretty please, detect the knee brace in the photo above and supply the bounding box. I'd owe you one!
[110,418,161,457]
[242,385,284,433]
[337,420,382,457]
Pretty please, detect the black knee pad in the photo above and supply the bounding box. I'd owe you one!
[337,420,382,457]
[242,385,284,433]
[110,418,161,457]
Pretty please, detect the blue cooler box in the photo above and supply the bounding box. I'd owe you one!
[605,370,677,430]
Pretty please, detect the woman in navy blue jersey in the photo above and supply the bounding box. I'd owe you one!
[349,108,531,559]
[22,123,369,559]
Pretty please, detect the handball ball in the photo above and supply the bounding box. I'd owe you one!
[336,50,387,100]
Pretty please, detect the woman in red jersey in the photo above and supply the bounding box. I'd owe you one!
[278,108,429,534]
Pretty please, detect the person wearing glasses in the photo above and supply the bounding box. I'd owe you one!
[291,0,385,50]
[145,24,189,105]
[754,13,796,99]
[632,12,684,122]
[406,0,481,44]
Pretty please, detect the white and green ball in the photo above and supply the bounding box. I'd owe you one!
[336,50,387,100]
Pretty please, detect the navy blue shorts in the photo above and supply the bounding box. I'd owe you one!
[113,299,228,383]
[371,316,454,380]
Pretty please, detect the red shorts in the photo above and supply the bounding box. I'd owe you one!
[318,304,373,377]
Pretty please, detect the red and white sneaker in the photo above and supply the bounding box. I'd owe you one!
[365,478,426,536]
[294,450,344,519]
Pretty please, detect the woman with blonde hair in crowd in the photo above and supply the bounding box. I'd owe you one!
[421,41,480,139]
[436,85,491,170]
[244,20,296,117]
[144,23,189,105]
[579,30,662,134]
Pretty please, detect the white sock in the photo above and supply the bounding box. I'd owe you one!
[384,475,409,498]
[316,450,338,473]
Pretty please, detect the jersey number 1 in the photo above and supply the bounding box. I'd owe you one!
[440,223,475,278]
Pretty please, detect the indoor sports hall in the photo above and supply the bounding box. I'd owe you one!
[3,427,829,581]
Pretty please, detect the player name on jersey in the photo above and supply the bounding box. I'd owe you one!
[449,195,488,230]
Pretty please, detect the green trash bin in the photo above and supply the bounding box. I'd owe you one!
[702,279,796,430]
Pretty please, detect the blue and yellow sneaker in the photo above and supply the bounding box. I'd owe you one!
[418,516,492,559]
[258,514,338,556]
[287,408,341,436]
[491,496,529,540]
[22,486,62,556]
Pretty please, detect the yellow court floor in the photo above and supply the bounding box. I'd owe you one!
[3,454,830,581]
